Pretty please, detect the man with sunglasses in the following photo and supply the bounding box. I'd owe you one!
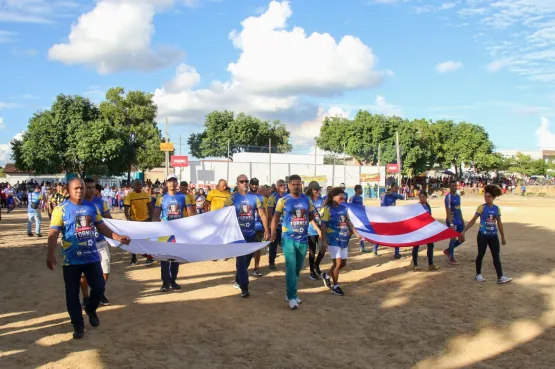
[266,179,287,270]
[225,175,269,297]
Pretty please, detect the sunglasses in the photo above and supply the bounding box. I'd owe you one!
[238,180,249,184]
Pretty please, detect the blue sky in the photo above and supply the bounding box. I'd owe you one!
[1,0,555,165]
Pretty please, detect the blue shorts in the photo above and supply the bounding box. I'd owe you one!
[446,222,464,233]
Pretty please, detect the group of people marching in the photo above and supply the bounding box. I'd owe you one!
[27,172,512,340]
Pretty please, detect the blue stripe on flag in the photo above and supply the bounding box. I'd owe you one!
[345,203,376,235]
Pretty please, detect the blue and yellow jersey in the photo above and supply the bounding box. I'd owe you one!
[381,193,404,207]
[349,194,364,205]
[84,197,110,242]
[225,192,262,237]
[320,204,351,248]
[445,192,463,225]
[275,194,314,242]
[50,201,103,266]
[267,192,285,225]
[421,202,432,215]
[248,192,266,232]
[476,204,501,237]
[308,196,323,236]
[156,193,191,221]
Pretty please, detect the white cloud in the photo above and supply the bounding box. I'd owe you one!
[0,30,17,43]
[0,132,23,167]
[153,1,387,125]
[439,2,456,11]
[371,95,403,116]
[0,117,4,129]
[0,102,19,109]
[436,60,463,73]
[0,0,83,23]
[537,117,555,149]
[487,59,511,72]
[48,0,184,74]
[289,107,349,146]
[12,48,38,57]
[227,0,387,96]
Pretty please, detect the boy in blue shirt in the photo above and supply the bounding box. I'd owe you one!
[349,185,367,252]
[373,184,404,258]
[27,185,43,237]
[444,181,465,264]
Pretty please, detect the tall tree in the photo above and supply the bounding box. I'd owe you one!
[99,87,164,180]
[188,111,292,159]
[11,95,122,177]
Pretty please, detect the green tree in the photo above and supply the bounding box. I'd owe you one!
[99,87,164,180]
[0,167,5,178]
[11,94,123,177]
[188,111,292,159]
[506,152,547,176]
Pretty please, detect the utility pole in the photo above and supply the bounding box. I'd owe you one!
[179,134,182,183]
[165,117,169,179]
[377,143,381,197]
[396,131,401,186]
[343,142,347,185]
[226,140,230,183]
[314,143,317,177]
[269,138,272,185]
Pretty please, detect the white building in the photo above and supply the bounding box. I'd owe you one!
[232,152,324,165]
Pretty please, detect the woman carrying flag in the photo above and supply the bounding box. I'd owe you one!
[411,191,440,271]
[320,187,363,296]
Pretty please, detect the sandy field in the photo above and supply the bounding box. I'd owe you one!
[1,195,555,369]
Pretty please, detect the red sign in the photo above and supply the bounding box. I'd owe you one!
[386,164,399,173]
[170,156,189,167]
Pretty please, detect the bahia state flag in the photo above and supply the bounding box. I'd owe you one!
[345,203,460,247]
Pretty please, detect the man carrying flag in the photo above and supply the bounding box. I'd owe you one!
[226,174,269,298]
[153,174,194,292]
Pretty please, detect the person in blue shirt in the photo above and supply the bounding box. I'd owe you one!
[247,178,267,277]
[27,184,43,237]
[305,181,325,281]
[226,174,269,298]
[266,179,287,270]
[373,184,405,258]
[444,181,465,265]
[321,187,363,296]
[340,183,349,202]
[80,179,114,308]
[47,178,130,340]
[153,174,194,292]
[349,184,367,252]
[271,174,315,310]
[411,191,440,271]
[462,185,512,284]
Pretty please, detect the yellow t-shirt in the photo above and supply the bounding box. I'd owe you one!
[206,189,230,211]
[124,190,151,221]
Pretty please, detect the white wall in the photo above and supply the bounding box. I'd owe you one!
[176,161,386,187]
[232,152,324,165]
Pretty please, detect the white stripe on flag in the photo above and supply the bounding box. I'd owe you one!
[356,221,449,245]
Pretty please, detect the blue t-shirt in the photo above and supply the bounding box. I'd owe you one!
[275,194,314,242]
[50,201,103,266]
[84,197,110,242]
[445,192,463,225]
[321,204,351,248]
[349,194,364,205]
[156,193,190,221]
[225,192,262,237]
[249,192,265,232]
[421,202,432,215]
[381,193,404,207]
[476,204,501,236]
[308,196,323,236]
[28,191,42,214]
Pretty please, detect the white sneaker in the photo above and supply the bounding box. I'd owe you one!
[288,299,299,310]
[475,274,486,282]
[284,296,302,304]
[497,276,513,284]
[233,282,240,289]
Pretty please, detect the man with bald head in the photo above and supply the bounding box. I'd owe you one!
[205,179,230,212]
[48,178,130,340]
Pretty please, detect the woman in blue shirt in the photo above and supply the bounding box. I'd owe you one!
[411,192,440,271]
[462,185,512,284]
[320,187,363,296]
[305,181,325,281]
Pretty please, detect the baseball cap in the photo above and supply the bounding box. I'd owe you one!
[307,181,322,190]
[250,178,260,185]
[166,174,178,181]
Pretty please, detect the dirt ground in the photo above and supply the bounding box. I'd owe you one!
[1,195,554,369]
